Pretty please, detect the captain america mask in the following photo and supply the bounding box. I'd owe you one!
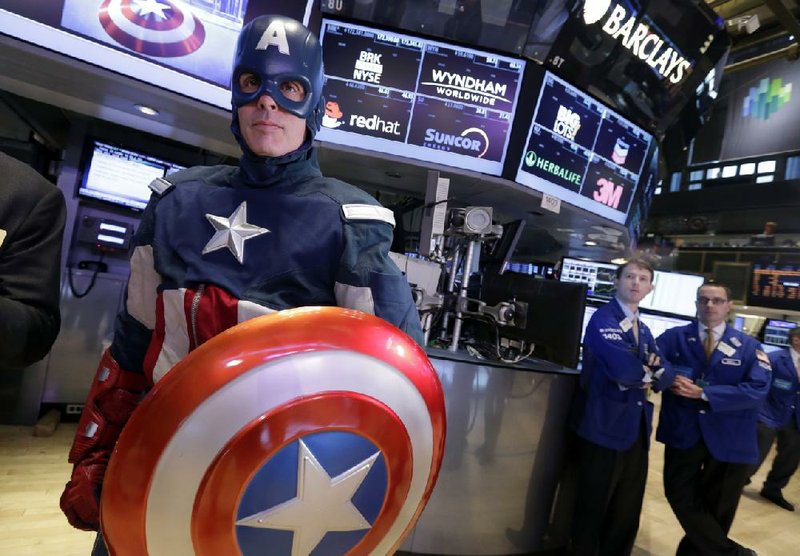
[230,15,324,155]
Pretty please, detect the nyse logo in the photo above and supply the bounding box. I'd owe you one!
[353,51,383,84]
[553,106,581,141]
[593,178,623,209]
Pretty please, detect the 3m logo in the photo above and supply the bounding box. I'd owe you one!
[583,0,612,24]
[742,77,793,120]
[593,178,623,209]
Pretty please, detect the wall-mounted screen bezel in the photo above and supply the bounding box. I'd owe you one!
[515,70,655,224]
[317,18,526,176]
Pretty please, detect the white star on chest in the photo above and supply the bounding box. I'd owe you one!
[202,201,269,264]
[236,439,378,556]
[132,0,171,19]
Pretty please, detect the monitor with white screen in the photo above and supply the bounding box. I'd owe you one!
[78,141,184,211]
[639,271,705,318]
[581,305,691,344]
[639,311,693,340]
[560,257,618,302]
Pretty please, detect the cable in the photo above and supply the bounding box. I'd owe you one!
[68,253,105,299]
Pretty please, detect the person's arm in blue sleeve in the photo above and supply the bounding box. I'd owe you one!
[583,312,650,388]
[647,333,675,393]
[335,216,424,346]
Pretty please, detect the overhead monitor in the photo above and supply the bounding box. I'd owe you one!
[639,271,705,318]
[750,262,800,311]
[78,140,184,211]
[762,319,798,347]
[317,19,526,176]
[318,0,539,56]
[560,257,619,302]
[0,1,315,109]
[515,71,655,224]
[526,0,730,135]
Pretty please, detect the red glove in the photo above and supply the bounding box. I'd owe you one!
[60,451,108,531]
[60,349,147,531]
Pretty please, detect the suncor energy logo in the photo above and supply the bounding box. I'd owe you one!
[742,77,793,120]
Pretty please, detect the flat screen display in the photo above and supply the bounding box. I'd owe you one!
[581,305,691,344]
[530,0,730,135]
[318,0,539,56]
[762,319,798,347]
[515,71,654,224]
[639,271,705,318]
[317,19,525,176]
[750,263,800,311]
[560,257,618,301]
[0,1,314,109]
[78,141,184,211]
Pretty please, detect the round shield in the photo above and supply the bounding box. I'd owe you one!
[99,0,206,58]
[100,306,445,555]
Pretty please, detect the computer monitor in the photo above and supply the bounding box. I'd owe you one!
[481,273,587,368]
[639,311,693,340]
[750,262,800,311]
[581,306,691,344]
[482,219,526,275]
[77,140,184,211]
[762,319,798,347]
[639,270,705,318]
[560,257,619,302]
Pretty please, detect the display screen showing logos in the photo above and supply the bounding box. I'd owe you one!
[515,71,653,224]
[0,1,315,109]
[318,20,525,176]
[529,0,729,135]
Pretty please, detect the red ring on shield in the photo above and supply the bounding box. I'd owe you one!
[100,307,445,555]
[192,394,412,555]
[98,0,205,58]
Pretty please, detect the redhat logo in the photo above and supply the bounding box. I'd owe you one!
[98,0,206,58]
[583,0,612,25]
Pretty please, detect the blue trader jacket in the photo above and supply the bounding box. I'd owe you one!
[575,298,675,451]
[759,349,800,430]
[656,323,771,464]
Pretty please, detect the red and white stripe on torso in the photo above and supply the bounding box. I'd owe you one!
[127,246,275,384]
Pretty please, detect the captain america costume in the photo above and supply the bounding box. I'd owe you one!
[60,14,425,540]
[128,150,423,383]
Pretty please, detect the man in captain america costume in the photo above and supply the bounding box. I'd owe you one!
[59,14,424,553]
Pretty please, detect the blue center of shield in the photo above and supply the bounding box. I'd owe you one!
[235,431,388,555]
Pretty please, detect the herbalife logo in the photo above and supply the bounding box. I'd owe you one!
[743,77,793,120]
[583,0,612,25]
[524,150,581,186]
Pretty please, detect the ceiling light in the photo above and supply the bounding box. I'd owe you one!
[611,257,628,264]
[584,240,598,246]
[134,104,159,116]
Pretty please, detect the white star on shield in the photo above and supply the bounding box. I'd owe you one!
[236,440,378,556]
[202,201,269,264]
[131,0,171,20]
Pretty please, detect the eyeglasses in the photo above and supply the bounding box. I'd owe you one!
[696,296,728,305]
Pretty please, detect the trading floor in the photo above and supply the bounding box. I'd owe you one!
[2,397,798,556]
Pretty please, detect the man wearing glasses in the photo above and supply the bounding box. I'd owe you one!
[656,283,770,556]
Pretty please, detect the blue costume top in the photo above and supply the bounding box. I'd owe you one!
[758,349,800,430]
[574,298,675,451]
[110,148,423,383]
[656,323,771,464]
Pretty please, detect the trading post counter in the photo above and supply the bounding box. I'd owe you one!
[400,348,580,555]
